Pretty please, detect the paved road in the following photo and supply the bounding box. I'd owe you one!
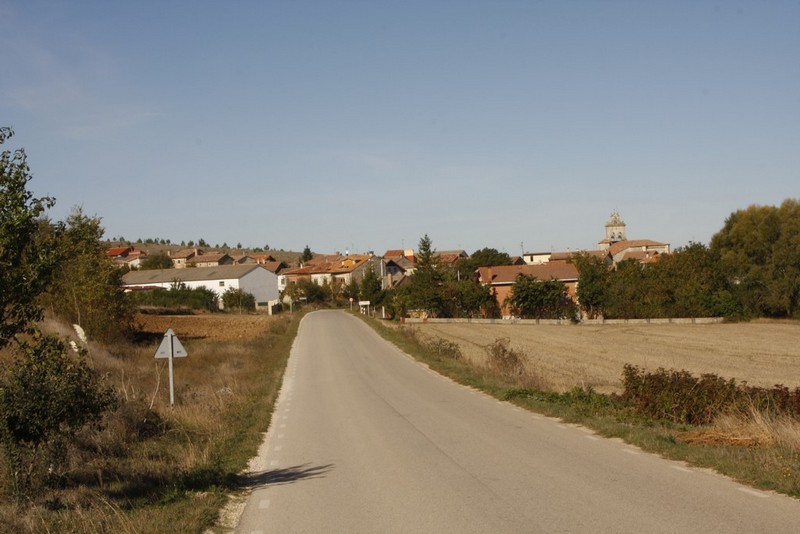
[235,310,800,533]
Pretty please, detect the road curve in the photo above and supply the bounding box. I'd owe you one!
[235,310,800,533]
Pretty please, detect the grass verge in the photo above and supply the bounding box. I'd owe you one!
[0,312,303,533]
[358,314,800,499]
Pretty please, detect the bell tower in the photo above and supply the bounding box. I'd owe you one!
[605,211,627,244]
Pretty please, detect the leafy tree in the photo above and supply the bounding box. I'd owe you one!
[456,247,511,281]
[710,199,800,317]
[570,253,610,319]
[506,275,577,320]
[198,238,208,247]
[222,288,256,313]
[603,259,647,319]
[0,335,116,497]
[0,128,117,498]
[140,251,173,270]
[42,208,134,342]
[0,127,62,348]
[342,277,360,302]
[441,276,496,318]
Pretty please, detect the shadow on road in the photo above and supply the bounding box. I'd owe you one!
[237,464,334,489]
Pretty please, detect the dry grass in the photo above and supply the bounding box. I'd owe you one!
[411,320,800,394]
[0,311,296,533]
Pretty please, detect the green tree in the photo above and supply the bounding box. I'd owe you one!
[506,275,576,320]
[0,127,62,348]
[43,208,134,342]
[301,245,313,263]
[342,277,360,302]
[456,247,511,281]
[141,251,173,270]
[710,199,800,317]
[570,253,610,319]
[359,264,384,305]
[603,260,647,319]
[441,276,496,318]
[222,288,256,313]
[401,234,445,317]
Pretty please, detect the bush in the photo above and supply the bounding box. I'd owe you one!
[620,364,800,426]
[0,335,117,498]
[486,338,527,380]
[222,288,256,313]
[128,285,218,312]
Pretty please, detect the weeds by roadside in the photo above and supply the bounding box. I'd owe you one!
[0,312,301,533]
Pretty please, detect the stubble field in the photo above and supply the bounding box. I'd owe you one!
[412,320,800,394]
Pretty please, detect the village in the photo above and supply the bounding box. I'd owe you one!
[117,212,670,318]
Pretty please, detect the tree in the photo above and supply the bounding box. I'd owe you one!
[506,275,576,320]
[398,234,445,317]
[710,199,800,317]
[301,245,313,263]
[42,208,134,342]
[570,253,610,319]
[141,251,173,270]
[359,264,384,305]
[0,128,117,498]
[457,247,512,281]
[0,127,62,348]
[222,288,256,313]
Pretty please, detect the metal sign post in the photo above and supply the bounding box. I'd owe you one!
[155,328,188,406]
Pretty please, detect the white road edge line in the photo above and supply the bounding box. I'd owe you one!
[738,487,769,498]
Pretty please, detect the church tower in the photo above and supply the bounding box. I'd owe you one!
[604,211,627,244]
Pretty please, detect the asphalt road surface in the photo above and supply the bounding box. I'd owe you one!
[235,310,800,533]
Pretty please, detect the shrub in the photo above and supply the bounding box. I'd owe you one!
[222,288,256,313]
[486,338,527,380]
[620,364,800,426]
[0,335,117,498]
[128,285,218,311]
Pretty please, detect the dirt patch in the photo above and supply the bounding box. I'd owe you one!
[135,313,277,342]
[410,321,800,394]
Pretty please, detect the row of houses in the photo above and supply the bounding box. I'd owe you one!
[108,246,288,273]
[118,212,669,317]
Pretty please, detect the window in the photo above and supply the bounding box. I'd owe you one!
[219,281,225,287]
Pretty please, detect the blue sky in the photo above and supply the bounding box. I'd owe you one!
[2,1,798,255]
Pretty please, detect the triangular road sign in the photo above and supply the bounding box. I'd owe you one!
[155,328,188,359]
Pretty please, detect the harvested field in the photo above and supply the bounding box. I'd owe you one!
[135,312,276,342]
[411,320,800,394]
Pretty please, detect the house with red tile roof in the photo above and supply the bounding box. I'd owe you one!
[278,254,383,295]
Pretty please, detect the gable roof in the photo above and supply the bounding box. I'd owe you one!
[478,263,579,286]
[261,261,287,274]
[107,246,133,257]
[122,264,270,286]
[188,252,232,264]
[171,248,201,259]
[608,239,668,256]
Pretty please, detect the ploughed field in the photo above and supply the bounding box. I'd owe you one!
[135,313,274,342]
[412,320,800,394]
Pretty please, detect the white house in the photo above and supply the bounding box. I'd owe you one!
[122,265,280,311]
